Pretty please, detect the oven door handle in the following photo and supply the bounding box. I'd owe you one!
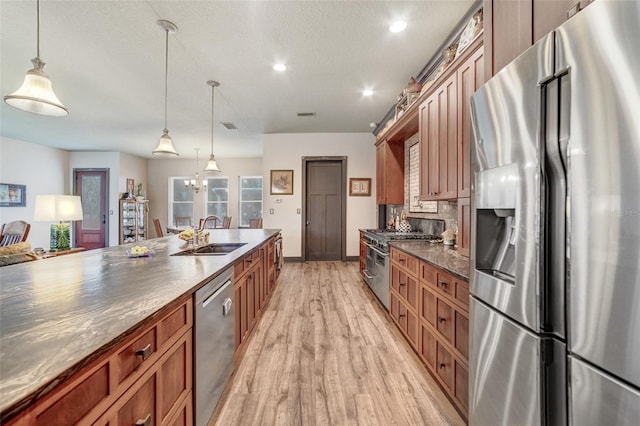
[363,270,375,279]
[364,242,389,257]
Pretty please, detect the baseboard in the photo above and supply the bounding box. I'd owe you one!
[284,257,359,262]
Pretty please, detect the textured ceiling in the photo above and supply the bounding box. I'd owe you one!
[0,0,474,159]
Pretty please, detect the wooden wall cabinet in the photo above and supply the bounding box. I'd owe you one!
[419,73,458,201]
[457,47,484,198]
[8,300,193,426]
[484,0,587,77]
[390,248,470,420]
[376,140,405,205]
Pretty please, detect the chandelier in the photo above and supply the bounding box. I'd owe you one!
[185,148,207,193]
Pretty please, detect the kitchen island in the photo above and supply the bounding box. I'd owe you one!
[0,229,280,423]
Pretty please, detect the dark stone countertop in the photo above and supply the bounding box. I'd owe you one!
[388,241,470,281]
[0,229,280,418]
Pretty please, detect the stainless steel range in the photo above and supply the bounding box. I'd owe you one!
[361,228,442,310]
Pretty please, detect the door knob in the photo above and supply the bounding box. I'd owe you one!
[306,221,310,226]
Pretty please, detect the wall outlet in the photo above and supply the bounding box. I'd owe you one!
[297,208,301,214]
[269,208,274,214]
[275,198,282,203]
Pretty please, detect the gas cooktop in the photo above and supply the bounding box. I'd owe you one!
[363,229,442,243]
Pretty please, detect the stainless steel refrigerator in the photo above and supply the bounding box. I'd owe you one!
[469,1,640,425]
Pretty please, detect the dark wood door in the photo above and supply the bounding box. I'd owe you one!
[75,170,108,249]
[305,160,343,261]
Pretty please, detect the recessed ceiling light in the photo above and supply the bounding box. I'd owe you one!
[389,20,407,33]
[363,89,374,96]
[273,64,287,71]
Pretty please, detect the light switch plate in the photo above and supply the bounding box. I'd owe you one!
[269,208,274,214]
[297,208,301,214]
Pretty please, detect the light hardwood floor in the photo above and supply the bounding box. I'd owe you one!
[213,261,465,426]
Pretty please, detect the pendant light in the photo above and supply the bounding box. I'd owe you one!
[4,0,68,116]
[152,19,179,157]
[204,80,221,172]
[185,148,207,193]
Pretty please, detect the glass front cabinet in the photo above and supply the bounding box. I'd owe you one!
[120,199,149,244]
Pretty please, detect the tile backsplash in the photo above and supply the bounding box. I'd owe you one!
[404,133,459,234]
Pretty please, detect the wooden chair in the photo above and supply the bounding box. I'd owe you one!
[221,216,232,229]
[248,218,263,229]
[0,220,30,246]
[153,218,163,238]
[175,216,192,227]
[199,216,220,229]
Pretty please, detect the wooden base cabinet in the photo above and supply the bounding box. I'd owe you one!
[391,248,470,420]
[7,300,193,426]
[234,237,278,357]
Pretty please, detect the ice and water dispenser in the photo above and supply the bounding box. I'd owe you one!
[474,163,519,283]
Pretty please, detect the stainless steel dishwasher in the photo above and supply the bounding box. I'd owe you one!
[194,266,234,426]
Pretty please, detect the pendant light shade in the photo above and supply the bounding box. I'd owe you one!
[4,0,68,116]
[204,80,221,172]
[153,19,179,157]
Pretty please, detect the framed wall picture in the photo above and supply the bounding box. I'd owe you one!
[0,183,26,207]
[270,170,294,195]
[349,178,371,196]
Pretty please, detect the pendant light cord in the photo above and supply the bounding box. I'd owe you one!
[164,27,169,131]
[211,86,216,155]
[36,0,40,58]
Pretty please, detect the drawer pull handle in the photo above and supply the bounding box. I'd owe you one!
[439,317,446,323]
[399,258,405,262]
[399,281,405,287]
[135,413,151,426]
[398,313,406,319]
[135,343,152,361]
[438,281,447,288]
[439,363,446,369]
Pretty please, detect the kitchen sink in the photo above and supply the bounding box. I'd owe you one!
[172,242,247,256]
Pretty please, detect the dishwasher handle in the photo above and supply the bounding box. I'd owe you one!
[202,279,232,309]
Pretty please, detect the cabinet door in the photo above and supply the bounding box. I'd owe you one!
[406,308,419,349]
[533,0,576,43]
[437,342,455,392]
[457,197,471,257]
[436,298,454,344]
[246,273,255,332]
[419,94,439,200]
[117,374,156,426]
[455,360,469,413]
[419,323,438,370]
[376,140,404,204]
[437,73,458,200]
[486,0,533,76]
[455,310,469,359]
[457,47,484,198]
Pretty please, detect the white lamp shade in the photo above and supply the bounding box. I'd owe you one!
[153,129,179,157]
[34,195,83,222]
[4,68,69,116]
[204,155,220,172]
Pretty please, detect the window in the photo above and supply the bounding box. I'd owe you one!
[169,177,194,226]
[239,176,263,227]
[205,177,229,218]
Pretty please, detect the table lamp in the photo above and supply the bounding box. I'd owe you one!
[33,195,83,251]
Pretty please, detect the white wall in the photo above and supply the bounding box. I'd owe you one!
[147,157,262,234]
[262,133,377,258]
[0,137,70,249]
[120,153,148,198]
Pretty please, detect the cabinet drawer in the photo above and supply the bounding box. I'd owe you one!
[158,331,192,423]
[390,292,400,328]
[392,267,418,311]
[166,390,192,426]
[436,298,454,344]
[116,374,156,426]
[234,260,246,278]
[31,363,111,426]
[436,270,469,311]
[391,249,419,276]
[157,301,191,349]
[117,327,157,386]
[420,284,437,328]
[419,323,437,370]
[436,342,454,391]
[420,261,437,286]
